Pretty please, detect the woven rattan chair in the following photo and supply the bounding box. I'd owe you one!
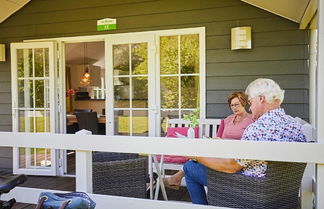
[207,161,306,209]
[92,152,148,198]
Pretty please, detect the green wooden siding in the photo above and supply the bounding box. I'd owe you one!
[0,0,309,170]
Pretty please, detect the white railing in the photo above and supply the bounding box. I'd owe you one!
[0,132,324,209]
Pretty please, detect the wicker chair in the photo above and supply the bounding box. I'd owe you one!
[207,161,306,209]
[92,152,148,198]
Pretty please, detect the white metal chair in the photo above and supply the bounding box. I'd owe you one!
[150,118,221,200]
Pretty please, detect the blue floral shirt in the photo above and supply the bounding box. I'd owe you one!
[236,108,306,177]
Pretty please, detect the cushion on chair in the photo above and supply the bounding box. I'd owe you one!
[157,127,199,164]
[166,127,199,138]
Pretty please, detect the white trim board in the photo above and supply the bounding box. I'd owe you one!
[0,132,323,164]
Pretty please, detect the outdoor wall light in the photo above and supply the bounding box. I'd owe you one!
[231,26,252,50]
[0,44,5,62]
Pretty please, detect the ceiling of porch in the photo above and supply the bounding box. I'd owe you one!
[0,0,30,23]
[241,0,317,29]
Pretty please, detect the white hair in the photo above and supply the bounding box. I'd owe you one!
[245,78,285,104]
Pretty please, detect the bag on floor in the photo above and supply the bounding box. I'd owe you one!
[35,192,96,209]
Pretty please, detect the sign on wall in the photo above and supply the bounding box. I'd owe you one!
[97,18,117,31]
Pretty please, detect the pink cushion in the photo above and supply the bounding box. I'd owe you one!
[216,119,225,138]
[157,127,199,164]
[166,127,199,138]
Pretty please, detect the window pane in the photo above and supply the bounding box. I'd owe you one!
[34,48,44,77]
[132,77,148,108]
[18,110,35,133]
[35,80,44,108]
[114,110,130,136]
[35,110,49,133]
[180,34,199,74]
[160,110,179,136]
[17,49,33,78]
[132,110,148,136]
[113,44,129,75]
[160,36,178,75]
[132,43,147,75]
[161,77,179,108]
[114,77,130,108]
[45,149,51,167]
[45,48,49,77]
[19,148,26,168]
[181,76,199,108]
[18,80,34,108]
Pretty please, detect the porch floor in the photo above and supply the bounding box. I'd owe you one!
[0,170,190,208]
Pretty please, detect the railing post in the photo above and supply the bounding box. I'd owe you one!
[75,130,93,193]
[317,0,324,208]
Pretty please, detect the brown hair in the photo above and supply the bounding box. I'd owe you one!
[227,91,248,108]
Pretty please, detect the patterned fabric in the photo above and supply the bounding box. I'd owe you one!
[236,108,306,177]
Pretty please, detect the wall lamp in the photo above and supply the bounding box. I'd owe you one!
[231,26,252,50]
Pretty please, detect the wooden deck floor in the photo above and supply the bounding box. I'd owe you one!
[1,170,190,208]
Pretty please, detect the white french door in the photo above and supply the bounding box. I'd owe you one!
[11,42,58,176]
[106,35,157,136]
[105,28,205,137]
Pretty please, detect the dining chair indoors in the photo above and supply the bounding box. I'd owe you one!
[75,112,99,135]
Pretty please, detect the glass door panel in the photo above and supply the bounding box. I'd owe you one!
[11,42,57,176]
[159,34,201,136]
[106,35,155,137]
[111,42,149,136]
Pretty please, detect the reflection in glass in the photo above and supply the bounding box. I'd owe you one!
[34,48,44,77]
[35,80,44,108]
[114,110,130,136]
[18,80,33,108]
[35,111,45,133]
[45,149,51,167]
[180,34,199,74]
[181,76,199,108]
[132,111,148,136]
[160,36,178,75]
[161,77,178,108]
[19,148,26,168]
[113,44,129,75]
[44,48,49,77]
[132,43,147,75]
[19,110,34,133]
[114,77,130,108]
[17,49,33,78]
[160,110,179,136]
[35,148,50,167]
[45,110,51,132]
[132,77,148,108]
[45,80,50,108]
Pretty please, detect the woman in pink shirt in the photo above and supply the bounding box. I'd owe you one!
[218,91,254,139]
[163,92,254,189]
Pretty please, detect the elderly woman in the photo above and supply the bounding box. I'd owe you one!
[183,78,306,205]
[163,91,254,190]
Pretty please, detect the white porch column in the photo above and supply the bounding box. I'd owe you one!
[75,130,93,193]
[316,0,324,208]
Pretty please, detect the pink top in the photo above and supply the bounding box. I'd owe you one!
[221,114,254,140]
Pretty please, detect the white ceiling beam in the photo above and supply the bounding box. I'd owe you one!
[300,0,318,29]
[0,0,31,24]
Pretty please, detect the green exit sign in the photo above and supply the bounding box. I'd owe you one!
[97,18,116,31]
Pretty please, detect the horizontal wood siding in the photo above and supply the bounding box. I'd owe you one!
[0,0,309,170]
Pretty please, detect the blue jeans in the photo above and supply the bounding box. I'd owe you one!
[183,161,208,205]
